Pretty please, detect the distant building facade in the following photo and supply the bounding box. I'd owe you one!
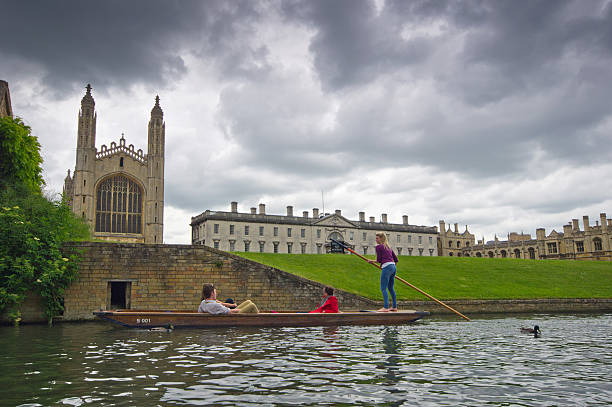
[0,80,13,118]
[63,85,165,243]
[191,202,439,256]
[439,213,611,261]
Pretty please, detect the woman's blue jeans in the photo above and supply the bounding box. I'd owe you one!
[380,264,397,309]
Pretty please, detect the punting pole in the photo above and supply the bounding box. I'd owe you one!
[330,238,471,321]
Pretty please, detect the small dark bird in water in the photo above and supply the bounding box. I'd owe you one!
[520,325,541,338]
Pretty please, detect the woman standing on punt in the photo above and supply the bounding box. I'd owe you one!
[368,232,399,312]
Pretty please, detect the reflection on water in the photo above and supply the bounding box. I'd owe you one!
[1,313,611,406]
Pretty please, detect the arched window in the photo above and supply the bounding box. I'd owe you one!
[528,247,536,259]
[593,238,602,251]
[501,250,507,258]
[514,249,521,258]
[488,251,494,258]
[95,175,143,234]
[448,241,453,248]
[328,231,344,242]
[456,241,461,248]
[476,252,482,257]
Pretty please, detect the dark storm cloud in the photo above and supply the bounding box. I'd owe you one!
[281,0,433,91]
[270,0,612,177]
[0,0,267,96]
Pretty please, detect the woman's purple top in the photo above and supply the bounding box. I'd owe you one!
[376,244,398,264]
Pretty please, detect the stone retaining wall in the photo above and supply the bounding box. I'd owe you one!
[60,242,377,321]
[398,298,612,315]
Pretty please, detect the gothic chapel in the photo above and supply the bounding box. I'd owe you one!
[64,85,165,243]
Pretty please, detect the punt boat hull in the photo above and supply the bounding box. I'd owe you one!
[93,310,429,329]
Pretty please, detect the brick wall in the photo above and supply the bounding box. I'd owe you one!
[61,242,377,320]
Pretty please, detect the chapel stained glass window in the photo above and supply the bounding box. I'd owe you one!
[95,175,143,234]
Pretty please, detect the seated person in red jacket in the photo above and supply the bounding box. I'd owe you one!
[309,286,339,313]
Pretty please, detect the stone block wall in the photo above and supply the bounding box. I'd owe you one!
[61,242,377,321]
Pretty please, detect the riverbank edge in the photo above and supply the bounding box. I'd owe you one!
[2,298,608,325]
[396,297,612,315]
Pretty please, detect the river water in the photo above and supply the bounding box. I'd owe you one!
[1,313,610,406]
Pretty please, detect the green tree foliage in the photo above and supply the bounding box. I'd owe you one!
[0,116,45,193]
[0,117,90,323]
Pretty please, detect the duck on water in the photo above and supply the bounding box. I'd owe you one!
[521,325,542,338]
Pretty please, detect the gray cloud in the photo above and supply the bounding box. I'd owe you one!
[0,0,268,97]
[3,0,612,243]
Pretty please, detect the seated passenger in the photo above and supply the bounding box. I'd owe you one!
[198,284,259,314]
[309,286,339,313]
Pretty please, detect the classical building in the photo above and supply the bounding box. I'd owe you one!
[439,213,611,261]
[63,85,165,243]
[191,202,439,256]
[0,80,13,118]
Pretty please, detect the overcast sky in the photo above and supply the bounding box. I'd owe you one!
[2,0,612,244]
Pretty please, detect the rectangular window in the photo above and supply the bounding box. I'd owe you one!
[245,226,249,235]
[259,226,264,236]
[317,229,321,239]
[273,242,279,253]
[287,228,292,237]
[287,243,292,253]
[397,235,401,243]
[418,236,422,244]
[301,244,306,254]
[363,247,368,255]
[576,241,584,252]
[350,231,354,240]
[429,236,433,244]
[244,241,250,252]
[259,242,265,252]
[317,245,321,254]
[214,224,219,234]
[214,241,219,249]
[301,228,306,238]
[363,232,367,241]
[274,227,278,237]
[407,235,411,243]
[547,242,557,254]
[229,241,235,251]
[229,224,234,235]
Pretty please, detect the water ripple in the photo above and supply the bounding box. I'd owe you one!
[2,313,611,406]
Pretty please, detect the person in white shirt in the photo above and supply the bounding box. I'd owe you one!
[198,284,258,314]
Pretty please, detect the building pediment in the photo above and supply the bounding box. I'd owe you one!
[548,229,563,238]
[313,214,356,228]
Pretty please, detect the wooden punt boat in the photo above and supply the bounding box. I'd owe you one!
[93,309,429,329]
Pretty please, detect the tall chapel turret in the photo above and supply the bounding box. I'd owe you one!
[64,84,166,243]
[72,84,97,221]
[146,96,165,243]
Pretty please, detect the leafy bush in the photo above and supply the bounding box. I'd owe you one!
[1,116,90,323]
[0,187,90,323]
[0,116,44,194]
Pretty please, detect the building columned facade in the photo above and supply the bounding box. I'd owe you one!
[63,85,165,243]
[439,213,611,261]
[191,202,439,256]
[0,80,13,118]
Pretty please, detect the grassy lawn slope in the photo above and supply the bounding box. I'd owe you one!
[236,253,612,301]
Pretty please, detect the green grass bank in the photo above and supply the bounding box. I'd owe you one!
[235,253,612,301]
